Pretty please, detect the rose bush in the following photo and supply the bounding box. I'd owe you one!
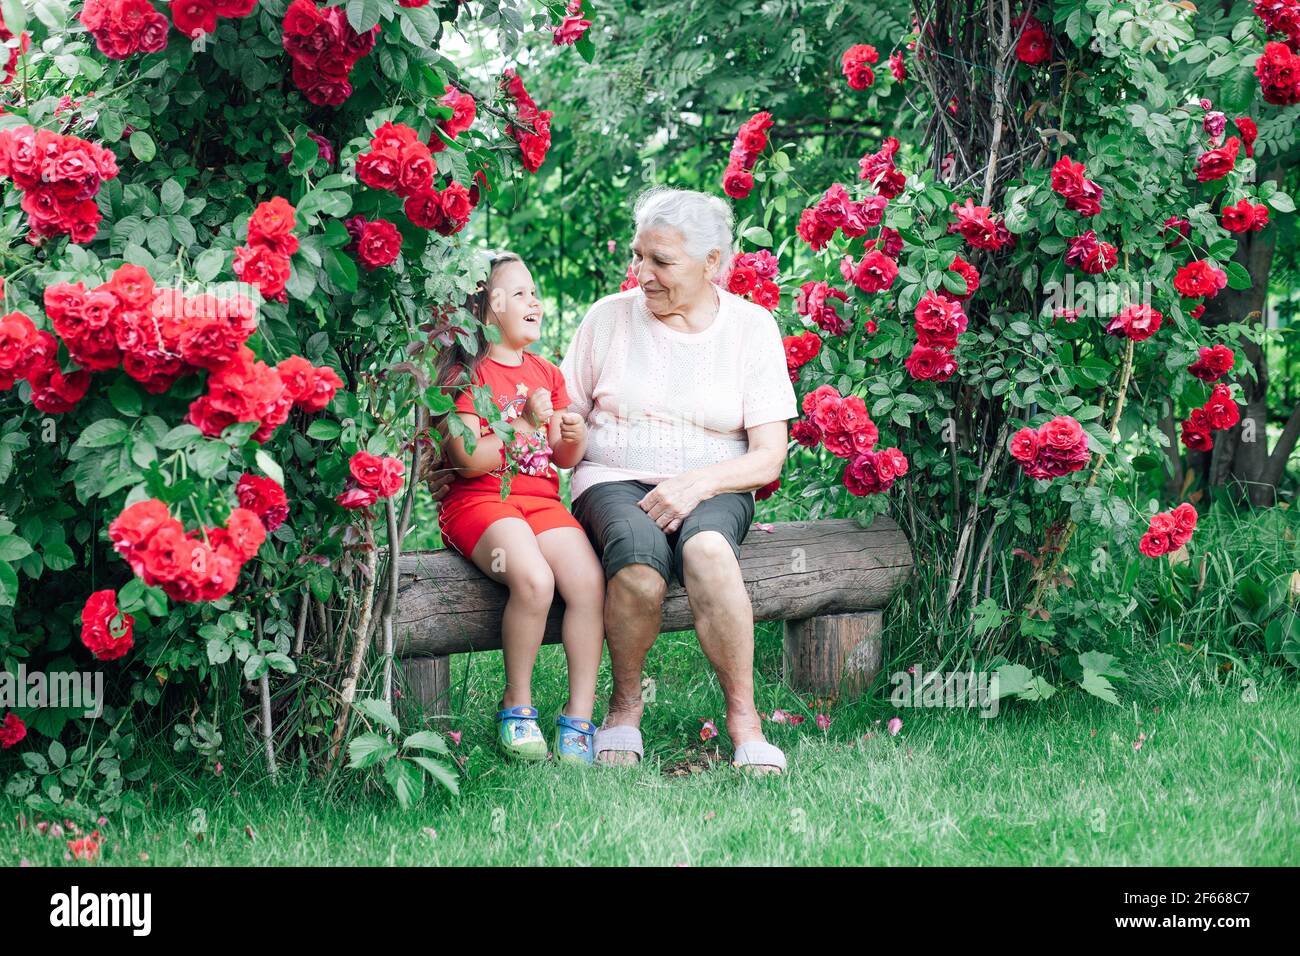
[0,0,578,814]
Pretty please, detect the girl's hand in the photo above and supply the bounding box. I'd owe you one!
[524,388,553,427]
[558,412,585,444]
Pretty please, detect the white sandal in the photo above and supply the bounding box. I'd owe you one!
[732,739,787,774]
[592,724,644,764]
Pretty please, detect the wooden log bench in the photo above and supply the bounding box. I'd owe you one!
[394,517,913,718]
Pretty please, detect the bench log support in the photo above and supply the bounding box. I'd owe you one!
[783,610,883,699]
[401,655,450,728]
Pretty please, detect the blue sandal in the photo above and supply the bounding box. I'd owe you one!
[495,705,548,761]
[554,714,595,765]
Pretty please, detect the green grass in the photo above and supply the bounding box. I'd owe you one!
[6,621,1298,866]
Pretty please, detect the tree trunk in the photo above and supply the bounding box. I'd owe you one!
[1199,161,1300,505]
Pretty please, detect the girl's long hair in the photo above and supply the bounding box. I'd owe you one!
[430,250,521,453]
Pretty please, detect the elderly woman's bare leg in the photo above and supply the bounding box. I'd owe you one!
[597,563,666,765]
[680,531,778,770]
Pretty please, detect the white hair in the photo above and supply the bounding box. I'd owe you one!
[633,186,735,276]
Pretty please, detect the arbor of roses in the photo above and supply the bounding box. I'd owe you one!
[0,0,570,812]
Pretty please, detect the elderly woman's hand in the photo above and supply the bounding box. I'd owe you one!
[638,473,712,533]
[418,454,456,502]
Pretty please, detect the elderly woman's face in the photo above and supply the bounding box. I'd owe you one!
[631,227,719,317]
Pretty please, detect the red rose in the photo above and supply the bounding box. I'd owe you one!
[948,198,1013,251]
[1139,531,1169,558]
[337,487,379,509]
[172,0,219,39]
[354,219,401,271]
[904,344,957,382]
[236,473,289,531]
[1180,418,1213,451]
[351,452,388,492]
[1173,260,1227,299]
[845,250,899,293]
[80,589,134,662]
[1195,137,1240,182]
[1015,16,1052,65]
[1204,383,1240,430]
[225,507,267,561]
[722,164,754,199]
[27,361,92,413]
[1234,117,1257,157]
[233,245,291,302]
[247,196,299,256]
[1188,344,1234,382]
[1010,427,1039,463]
[1105,304,1163,342]
[0,711,25,749]
[750,280,780,311]
[913,291,968,349]
[841,44,878,90]
[727,265,758,296]
[791,418,821,447]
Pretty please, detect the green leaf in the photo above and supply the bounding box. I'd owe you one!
[129,131,157,162]
[384,758,425,809]
[354,697,400,734]
[254,449,284,487]
[207,638,232,665]
[410,755,460,796]
[742,225,774,247]
[306,420,342,440]
[189,440,230,479]
[403,730,450,755]
[1080,670,1120,705]
[108,381,142,417]
[0,535,32,564]
[194,248,226,283]
[1267,191,1295,213]
[0,535,33,561]
[265,652,297,674]
[158,424,203,449]
[1224,261,1252,291]
[76,419,130,449]
[348,733,397,769]
[324,249,358,293]
[0,561,18,607]
[160,179,185,214]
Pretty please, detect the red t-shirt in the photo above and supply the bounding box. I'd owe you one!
[445,351,571,497]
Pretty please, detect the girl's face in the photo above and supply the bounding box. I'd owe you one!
[486,260,542,349]
[631,227,719,318]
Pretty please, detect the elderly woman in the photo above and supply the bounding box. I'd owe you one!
[558,186,797,772]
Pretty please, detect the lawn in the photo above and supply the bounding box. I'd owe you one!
[7,623,1298,867]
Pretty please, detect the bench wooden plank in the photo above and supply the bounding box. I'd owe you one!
[393,517,912,658]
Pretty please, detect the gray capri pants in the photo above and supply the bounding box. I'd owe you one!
[571,479,755,586]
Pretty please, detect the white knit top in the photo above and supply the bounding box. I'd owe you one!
[559,286,798,502]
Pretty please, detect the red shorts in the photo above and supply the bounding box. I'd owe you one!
[438,491,585,558]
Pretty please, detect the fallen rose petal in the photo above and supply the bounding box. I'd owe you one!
[886,716,903,736]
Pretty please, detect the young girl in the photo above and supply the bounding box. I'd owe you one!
[431,251,604,765]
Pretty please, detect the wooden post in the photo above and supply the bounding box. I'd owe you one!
[782,611,883,700]
[402,655,451,730]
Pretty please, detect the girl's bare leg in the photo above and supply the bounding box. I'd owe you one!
[469,518,555,709]
[535,527,605,721]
